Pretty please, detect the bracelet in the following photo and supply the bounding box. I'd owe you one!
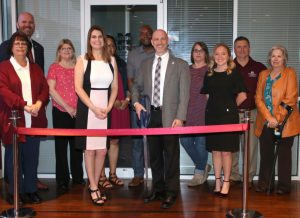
[125,97,130,102]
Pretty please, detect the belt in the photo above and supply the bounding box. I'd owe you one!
[151,105,162,111]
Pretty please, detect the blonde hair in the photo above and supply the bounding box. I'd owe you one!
[55,39,76,64]
[267,45,288,67]
[208,43,235,76]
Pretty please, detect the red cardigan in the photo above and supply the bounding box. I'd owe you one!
[0,60,49,144]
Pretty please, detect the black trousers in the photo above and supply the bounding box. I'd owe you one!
[53,107,83,184]
[258,125,294,191]
[148,110,180,196]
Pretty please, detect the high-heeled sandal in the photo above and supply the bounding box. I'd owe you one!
[98,176,113,189]
[109,172,124,186]
[214,177,222,194]
[219,180,230,197]
[88,187,104,206]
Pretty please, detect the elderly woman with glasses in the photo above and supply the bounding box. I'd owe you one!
[0,31,49,204]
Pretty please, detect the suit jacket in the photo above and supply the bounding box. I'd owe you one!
[132,52,191,127]
[0,38,44,72]
[255,67,300,138]
[0,60,49,144]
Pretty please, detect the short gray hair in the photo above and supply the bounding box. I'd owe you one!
[267,45,288,67]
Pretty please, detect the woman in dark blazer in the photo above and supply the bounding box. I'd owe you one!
[0,32,49,204]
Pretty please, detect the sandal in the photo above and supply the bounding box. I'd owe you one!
[88,187,104,206]
[101,192,107,201]
[98,176,113,189]
[214,177,222,194]
[109,172,124,186]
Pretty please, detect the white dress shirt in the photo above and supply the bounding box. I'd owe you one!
[10,56,32,127]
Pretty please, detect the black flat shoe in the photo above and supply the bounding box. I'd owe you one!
[255,186,267,193]
[7,193,24,205]
[144,192,164,203]
[25,192,42,204]
[276,189,290,195]
[161,195,177,209]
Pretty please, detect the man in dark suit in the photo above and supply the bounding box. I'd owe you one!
[0,12,44,71]
[0,11,48,191]
[131,29,190,209]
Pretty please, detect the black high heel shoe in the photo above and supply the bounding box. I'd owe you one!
[88,187,104,206]
[214,177,222,194]
[219,180,230,197]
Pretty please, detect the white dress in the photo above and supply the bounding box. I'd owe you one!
[75,56,113,150]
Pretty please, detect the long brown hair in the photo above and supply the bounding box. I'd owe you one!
[85,25,111,62]
[208,43,235,76]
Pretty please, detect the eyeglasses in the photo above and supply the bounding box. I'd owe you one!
[61,47,73,51]
[193,48,205,54]
[14,42,27,47]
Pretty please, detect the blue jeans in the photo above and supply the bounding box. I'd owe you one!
[131,110,144,177]
[180,135,207,174]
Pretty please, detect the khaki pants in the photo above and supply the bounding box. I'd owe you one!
[230,109,258,182]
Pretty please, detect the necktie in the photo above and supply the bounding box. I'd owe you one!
[28,49,34,63]
[153,57,161,107]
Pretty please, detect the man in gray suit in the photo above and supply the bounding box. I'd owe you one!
[131,29,190,209]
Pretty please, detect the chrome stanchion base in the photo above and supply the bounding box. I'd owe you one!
[1,207,36,218]
[226,208,263,218]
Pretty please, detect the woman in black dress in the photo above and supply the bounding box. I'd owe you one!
[201,43,246,196]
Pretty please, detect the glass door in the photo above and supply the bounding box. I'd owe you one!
[82,0,166,58]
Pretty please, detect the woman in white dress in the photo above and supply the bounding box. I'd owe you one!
[74,25,118,206]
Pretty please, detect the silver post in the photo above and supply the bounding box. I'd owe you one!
[242,110,251,216]
[11,110,20,216]
[1,110,35,217]
[226,110,263,218]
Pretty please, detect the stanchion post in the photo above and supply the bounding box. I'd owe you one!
[226,110,263,218]
[1,110,35,218]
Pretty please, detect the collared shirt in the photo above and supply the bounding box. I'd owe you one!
[234,57,266,110]
[151,51,169,106]
[10,56,32,127]
[127,46,155,79]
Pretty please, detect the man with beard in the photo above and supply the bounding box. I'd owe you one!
[132,29,190,208]
[127,25,155,187]
[0,11,48,192]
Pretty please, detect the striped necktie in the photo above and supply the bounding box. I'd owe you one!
[153,57,161,107]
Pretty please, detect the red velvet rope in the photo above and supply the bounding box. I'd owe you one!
[16,123,249,136]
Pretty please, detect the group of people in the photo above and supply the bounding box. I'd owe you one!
[0,11,300,210]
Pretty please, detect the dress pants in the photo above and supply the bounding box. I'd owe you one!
[6,136,40,194]
[148,110,180,196]
[258,125,294,192]
[231,109,258,182]
[53,107,83,184]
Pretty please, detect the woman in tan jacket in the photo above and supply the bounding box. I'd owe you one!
[255,45,300,194]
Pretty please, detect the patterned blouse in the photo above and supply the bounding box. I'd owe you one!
[47,63,77,112]
[264,73,281,115]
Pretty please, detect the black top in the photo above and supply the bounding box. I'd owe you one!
[201,69,247,152]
